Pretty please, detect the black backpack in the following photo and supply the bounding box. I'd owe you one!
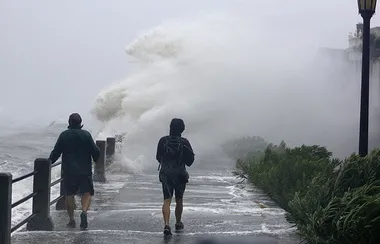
[158,136,193,183]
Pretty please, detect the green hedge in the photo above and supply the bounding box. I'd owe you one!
[234,142,380,244]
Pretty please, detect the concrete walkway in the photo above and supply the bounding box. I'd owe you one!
[12,169,300,244]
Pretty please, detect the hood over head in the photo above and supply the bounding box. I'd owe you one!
[169,118,185,136]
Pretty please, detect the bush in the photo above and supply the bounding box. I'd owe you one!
[234,141,380,244]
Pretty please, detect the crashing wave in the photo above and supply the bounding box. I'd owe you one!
[90,11,360,171]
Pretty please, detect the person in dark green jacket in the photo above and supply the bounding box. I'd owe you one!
[49,113,100,230]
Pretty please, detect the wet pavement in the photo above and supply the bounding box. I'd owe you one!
[12,165,300,244]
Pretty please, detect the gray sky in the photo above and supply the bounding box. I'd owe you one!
[0,0,374,126]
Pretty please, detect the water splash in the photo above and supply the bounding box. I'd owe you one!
[91,11,358,172]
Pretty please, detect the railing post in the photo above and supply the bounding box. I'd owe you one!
[106,137,116,165]
[93,140,106,182]
[55,164,66,210]
[0,173,12,244]
[27,158,54,231]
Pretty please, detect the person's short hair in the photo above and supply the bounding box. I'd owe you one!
[68,113,82,127]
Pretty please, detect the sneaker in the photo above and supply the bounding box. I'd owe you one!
[163,225,172,235]
[66,219,76,228]
[80,212,88,230]
[175,222,184,231]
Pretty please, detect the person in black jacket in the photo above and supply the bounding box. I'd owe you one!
[49,113,100,230]
[156,118,195,235]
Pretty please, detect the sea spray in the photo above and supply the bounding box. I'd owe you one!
[91,11,358,172]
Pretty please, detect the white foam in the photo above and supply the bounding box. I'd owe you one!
[96,182,125,190]
[10,164,62,232]
[106,151,145,175]
[190,175,238,183]
[13,228,296,236]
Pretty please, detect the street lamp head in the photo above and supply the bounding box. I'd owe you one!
[358,0,377,16]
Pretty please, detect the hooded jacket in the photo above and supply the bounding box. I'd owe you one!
[156,118,194,167]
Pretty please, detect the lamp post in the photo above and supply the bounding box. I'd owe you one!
[358,0,377,157]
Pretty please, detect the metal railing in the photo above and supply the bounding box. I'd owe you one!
[0,136,117,244]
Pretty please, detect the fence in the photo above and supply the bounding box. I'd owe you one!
[0,136,117,244]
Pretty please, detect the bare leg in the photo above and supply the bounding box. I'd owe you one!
[65,195,75,221]
[162,199,171,226]
[81,193,92,212]
[175,198,183,224]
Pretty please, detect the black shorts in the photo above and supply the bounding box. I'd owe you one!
[63,174,94,196]
[162,181,186,200]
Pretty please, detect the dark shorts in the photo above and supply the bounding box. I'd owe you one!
[162,181,186,200]
[63,174,94,196]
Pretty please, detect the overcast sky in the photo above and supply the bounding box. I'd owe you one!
[0,0,375,126]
